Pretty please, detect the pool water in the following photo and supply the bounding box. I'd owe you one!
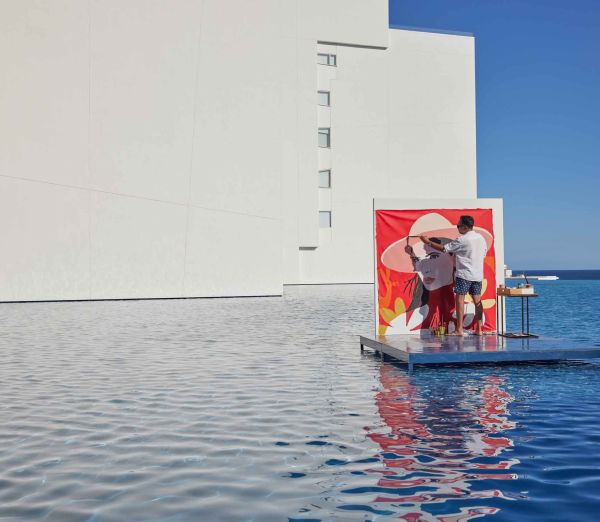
[1,280,599,521]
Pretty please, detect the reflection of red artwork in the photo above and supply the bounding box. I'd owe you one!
[365,365,518,520]
[376,209,497,335]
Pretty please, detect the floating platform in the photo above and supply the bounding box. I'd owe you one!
[360,333,600,370]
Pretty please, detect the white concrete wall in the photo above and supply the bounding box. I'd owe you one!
[298,0,388,48]
[294,29,478,284]
[0,0,294,300]
[0,0,482,300]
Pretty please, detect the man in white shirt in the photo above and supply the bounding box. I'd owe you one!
[419,215,488,336]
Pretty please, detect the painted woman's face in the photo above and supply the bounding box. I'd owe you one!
[414,243,454,291]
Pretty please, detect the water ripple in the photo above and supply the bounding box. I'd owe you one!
[0,282,599,520]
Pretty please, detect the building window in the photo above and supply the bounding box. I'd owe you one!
[319,169,331,188]
[317,53,337,66]
[318,91,330,107]
[318,128,330,148]
[319,211,332,228]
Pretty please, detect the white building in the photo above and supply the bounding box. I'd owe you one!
[0,0,477,301]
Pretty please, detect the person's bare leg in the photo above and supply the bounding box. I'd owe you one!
[448,293,465,336]
[472,294,483,335]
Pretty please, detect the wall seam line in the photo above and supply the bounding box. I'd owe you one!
[0,173,279,222]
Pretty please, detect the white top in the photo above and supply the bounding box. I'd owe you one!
[443,230,488,282]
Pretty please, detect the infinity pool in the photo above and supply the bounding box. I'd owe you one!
[1,281,599,521]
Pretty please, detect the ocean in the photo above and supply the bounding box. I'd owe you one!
[511,269,600,281]
[505,272,600,343]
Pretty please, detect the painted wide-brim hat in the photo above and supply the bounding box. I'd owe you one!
[381,212,494,273]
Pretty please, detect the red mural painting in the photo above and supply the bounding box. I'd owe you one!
[376,209,496,334]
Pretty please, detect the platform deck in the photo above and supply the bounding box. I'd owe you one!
[359,333,600,370]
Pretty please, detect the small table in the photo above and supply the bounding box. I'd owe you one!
[496,291,539,338]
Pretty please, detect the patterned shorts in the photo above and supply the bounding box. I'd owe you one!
[454,277,482,296]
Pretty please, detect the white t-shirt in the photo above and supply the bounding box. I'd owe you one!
[443,230,488,282]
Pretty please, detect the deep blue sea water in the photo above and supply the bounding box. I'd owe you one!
[512,269,600,281]
[505,275,600,342]
[1,276,599,521]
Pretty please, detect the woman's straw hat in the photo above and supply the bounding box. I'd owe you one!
[381,212,494,273]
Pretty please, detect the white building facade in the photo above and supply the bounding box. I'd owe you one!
[0,0,478,301]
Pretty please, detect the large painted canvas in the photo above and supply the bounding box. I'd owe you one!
[376,209,497,335]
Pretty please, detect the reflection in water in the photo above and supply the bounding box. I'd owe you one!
[362,365,519,521]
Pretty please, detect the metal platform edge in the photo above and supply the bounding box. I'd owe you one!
[359,335,600,371]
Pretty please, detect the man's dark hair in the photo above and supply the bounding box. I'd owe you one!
[459,215,474,229]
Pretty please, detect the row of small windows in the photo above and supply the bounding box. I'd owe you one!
[317,53,336,66]
[318,56,334,228]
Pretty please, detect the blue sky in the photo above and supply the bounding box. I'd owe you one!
[389,0,600,269]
